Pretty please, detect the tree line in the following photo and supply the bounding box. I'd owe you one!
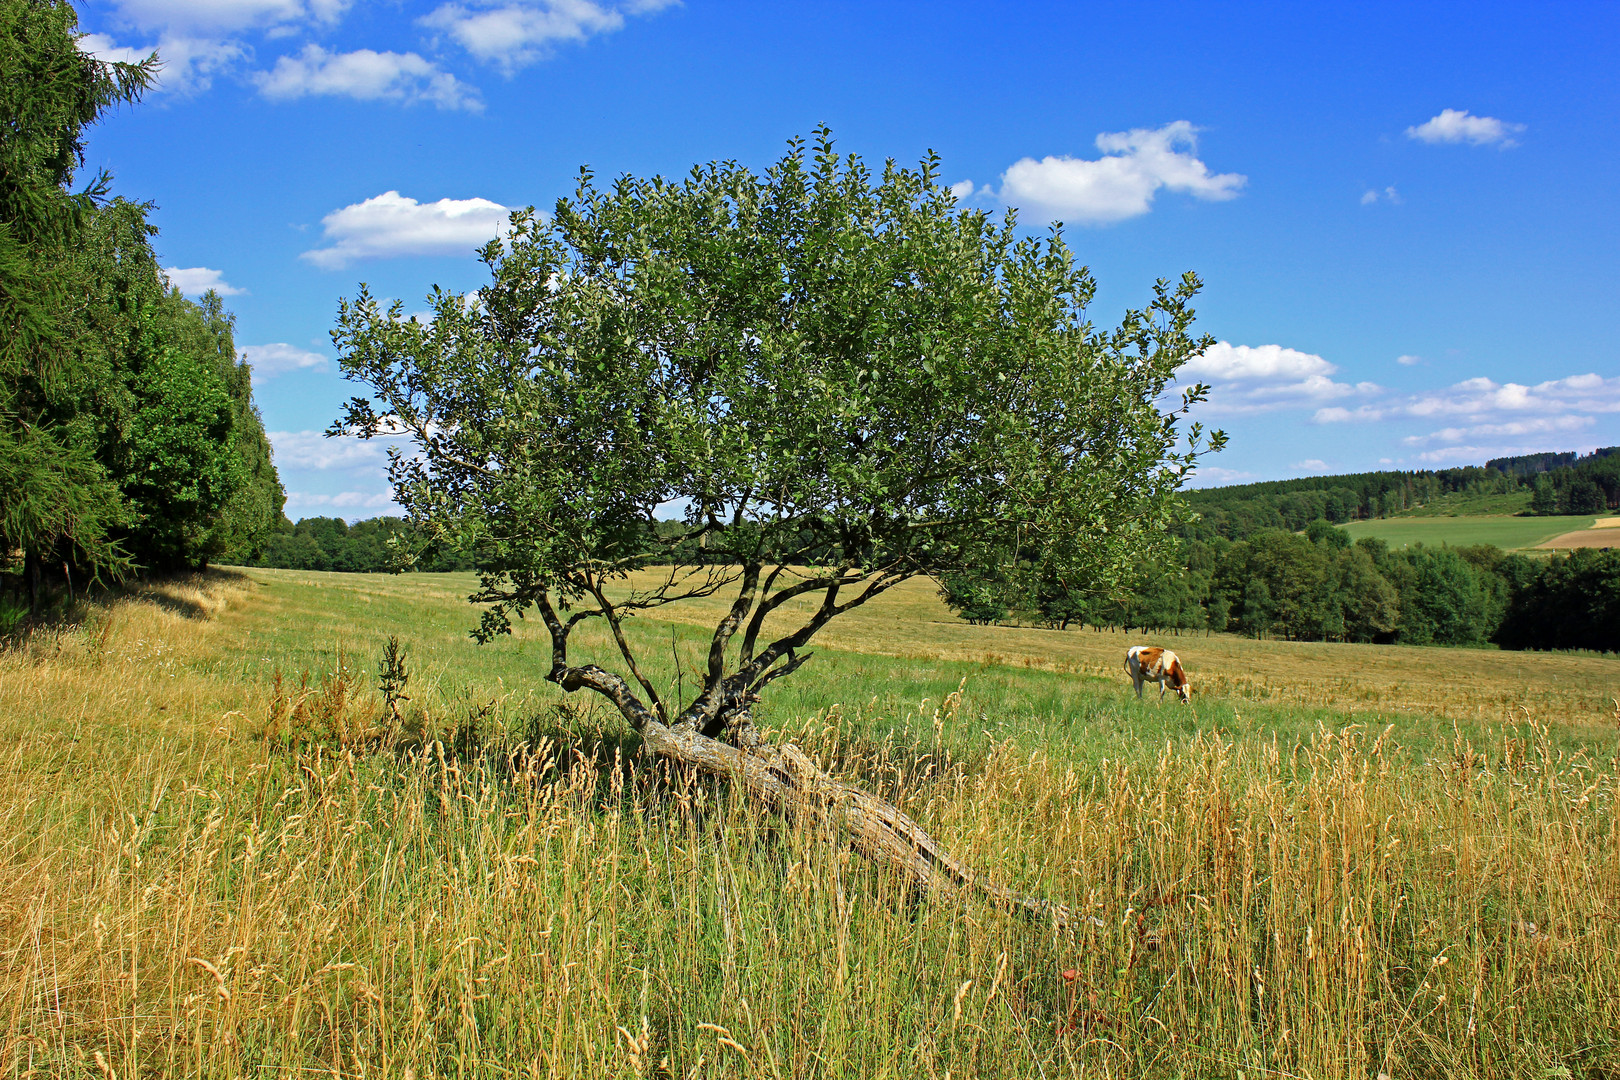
[1519,448,1620,516]
[1,1,284,616]
[1180,451,1618,541]
[244,516,473,573]
[942,521,1620,653]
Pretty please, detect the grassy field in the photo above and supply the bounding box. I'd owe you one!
[1339,514,1598,551]
[3,568,1619,1079]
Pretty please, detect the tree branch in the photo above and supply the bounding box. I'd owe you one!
[579,571,668,724]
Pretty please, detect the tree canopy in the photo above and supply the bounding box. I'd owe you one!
[332,132,1223,911]
[336,133,1222,735]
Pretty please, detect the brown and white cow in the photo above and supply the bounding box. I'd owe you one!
[1124,645,1190,704]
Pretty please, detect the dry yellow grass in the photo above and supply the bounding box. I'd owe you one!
[1537,528,1620,549]
[3,570,1619,1078]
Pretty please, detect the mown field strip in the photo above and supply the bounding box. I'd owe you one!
[1339,513,1597,551]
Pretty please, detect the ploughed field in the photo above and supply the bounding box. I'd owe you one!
[3,568,1618,1079]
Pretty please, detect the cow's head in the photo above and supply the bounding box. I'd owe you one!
[1168,660,1191,704]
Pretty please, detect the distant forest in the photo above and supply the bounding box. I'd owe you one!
[249,453,1620,654]
[1180,446,1619,541]
[935,447,1620,653]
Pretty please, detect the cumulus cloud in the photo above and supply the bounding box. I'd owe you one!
[269,429,394,472]
[164,266,245,296]
[301,191,512,268]
[1293,459,1329,472]
[948,179,974,200]
[104,0,348,34]
[81,33,245,94]
[240,343,328,383]
[1176,342,1378,414]
[422,0,676,71]
[1406,109,1525,148]
[255,45,482,110]
[1361,185,1400,205]
[1314,373,1620,432]
[998,121,1245,224]
[1396,354,1422,366]
[1185,466,1256,488]
[284,490,400,513]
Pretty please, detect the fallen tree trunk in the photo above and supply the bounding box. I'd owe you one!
[639,716,1075,928]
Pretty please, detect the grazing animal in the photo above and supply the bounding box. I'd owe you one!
[1124,645,1190,704]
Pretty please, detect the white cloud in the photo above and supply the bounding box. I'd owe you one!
[1176,342,1378,414]
[1396,354,1422,366]
[1185,466,1256,488]
[81,33,246,94]
[1360,186,1401,205]
[1360,189,1378,206]
[1406,109,1525,148]
[1314,373,1620,429]
[1293,459,1329,472]
[283,490,402,519]
[422,0,675,71]
[164,266,245,296]
[105,0,348,34]
[255,45,482,110]
[949,179,974,200]
[284,490,398,509]
[240,343,328,382]
[301,191,511,268]
[997,121,1245,225]
[79,32,150,65]
[1403,415,1595,447]
[269,429,393,471]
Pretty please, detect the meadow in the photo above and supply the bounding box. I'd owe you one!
[3,567,1618,1079]
[1338,514,1601,551]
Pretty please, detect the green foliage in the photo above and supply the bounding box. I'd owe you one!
[248,516,475,573]
[1496,548,1620,652]
[938,571,1012,625]
[0,0,154,584]
[0,4,281,594]
[331,131,1222,728]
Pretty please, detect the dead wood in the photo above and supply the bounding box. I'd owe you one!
[638,716,1075,928]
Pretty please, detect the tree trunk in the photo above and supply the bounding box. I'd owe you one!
[640,715,1073,926]
[24,546,42,615]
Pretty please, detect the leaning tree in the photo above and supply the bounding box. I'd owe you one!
[331,132,1223,918]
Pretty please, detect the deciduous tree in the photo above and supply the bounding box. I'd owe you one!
[332,133,1223,913]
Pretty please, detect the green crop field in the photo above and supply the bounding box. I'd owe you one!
[4,569,1618,1079]
[1339,513,1597,550]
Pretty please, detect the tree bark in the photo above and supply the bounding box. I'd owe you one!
[638,717,1073,926]
[546,656,1071,926]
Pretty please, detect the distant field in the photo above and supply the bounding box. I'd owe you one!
[1539,525,1620,549]
[1340,513,1596,550]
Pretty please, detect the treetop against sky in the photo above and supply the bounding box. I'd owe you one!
[74,0,1620,519]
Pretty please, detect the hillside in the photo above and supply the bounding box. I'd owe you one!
[1182,446,1620,549]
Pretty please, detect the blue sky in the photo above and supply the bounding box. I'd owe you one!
[75,0,1620,517]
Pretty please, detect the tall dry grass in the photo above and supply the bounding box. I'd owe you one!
[3,573,1619,1077]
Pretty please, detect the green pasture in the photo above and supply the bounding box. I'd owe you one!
[1339,513,1595,550]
